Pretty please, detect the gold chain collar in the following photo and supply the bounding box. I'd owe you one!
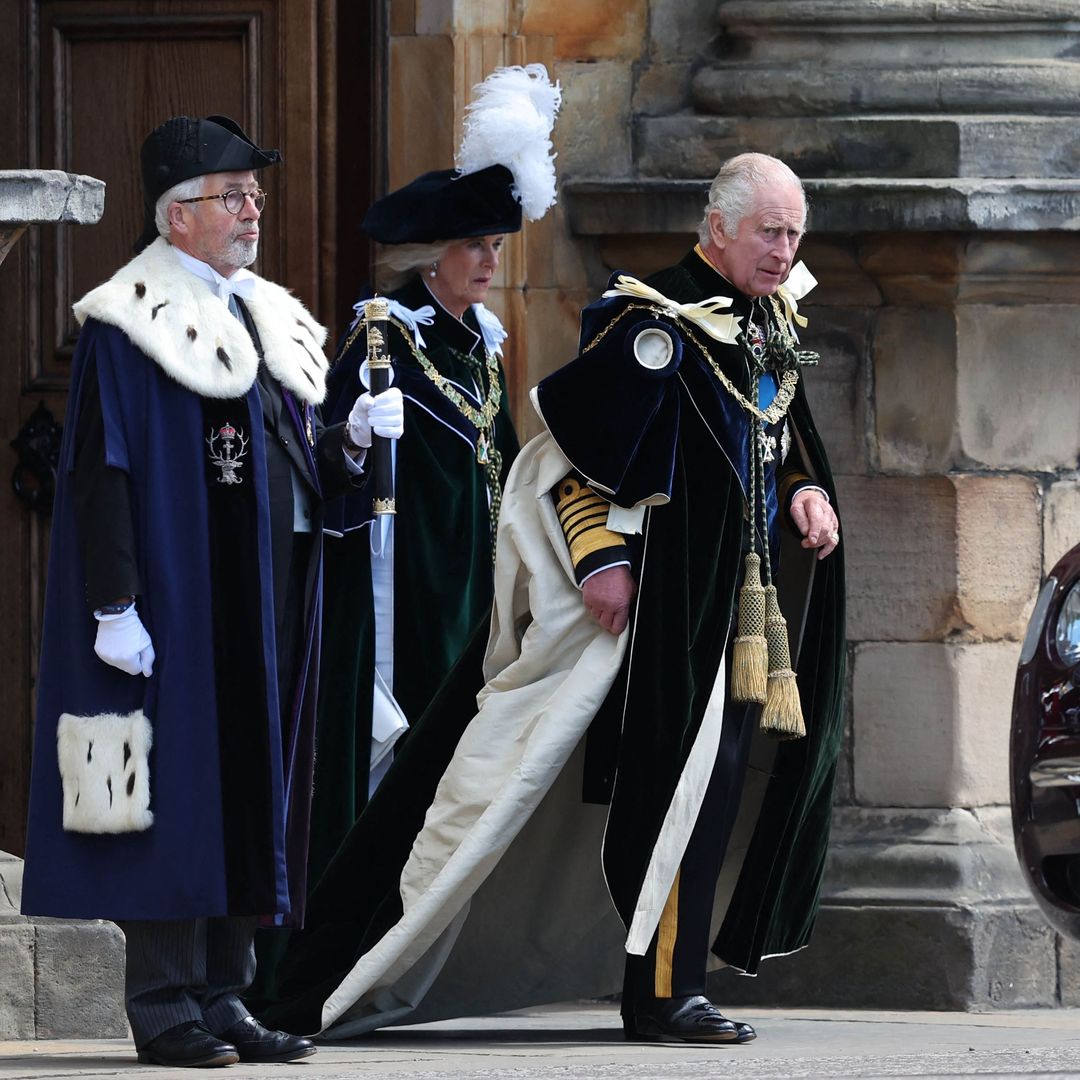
[392,319,503,461]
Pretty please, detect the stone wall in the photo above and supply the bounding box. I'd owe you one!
[621,0,1080,1009]
[389,0,1080,1008]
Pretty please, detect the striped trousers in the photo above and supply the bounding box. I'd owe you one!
[622,699,755,1015]
[117,916,257,1047]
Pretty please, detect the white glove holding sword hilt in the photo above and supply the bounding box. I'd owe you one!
[347,387,405,449]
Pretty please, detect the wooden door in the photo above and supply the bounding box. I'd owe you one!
[0,0,380,855]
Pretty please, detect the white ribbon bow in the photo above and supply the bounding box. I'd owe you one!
[776,261,817,337]
[473,303,508,357]
[210,269,257,304]
[602,275,743,344]
[172,247,258,304]
[351,297,435,348]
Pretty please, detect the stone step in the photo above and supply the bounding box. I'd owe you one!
[564,178,1080,238]
[710,807,1061,1010]
[636,114,1080,181]
[692,61,1080,118]
[0,851,126,1040]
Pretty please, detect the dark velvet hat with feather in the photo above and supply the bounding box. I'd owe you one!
[362,65,561,246]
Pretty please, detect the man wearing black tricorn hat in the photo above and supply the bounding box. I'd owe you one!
[20,114,404,1067]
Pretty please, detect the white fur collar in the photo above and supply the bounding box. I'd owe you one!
[72,238,328,404]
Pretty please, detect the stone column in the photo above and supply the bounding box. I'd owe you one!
[0,169,126,1038]
[569,0,1080,1008]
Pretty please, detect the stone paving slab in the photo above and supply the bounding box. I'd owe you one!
[2,1004,1080,1079]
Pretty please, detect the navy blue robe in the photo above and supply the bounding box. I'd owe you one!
[21,317,319,924]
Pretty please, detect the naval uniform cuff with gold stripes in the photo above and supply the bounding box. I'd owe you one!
[552,472,629,587]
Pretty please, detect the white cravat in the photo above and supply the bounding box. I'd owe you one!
[170,246,257,304]
[472,303,507,357]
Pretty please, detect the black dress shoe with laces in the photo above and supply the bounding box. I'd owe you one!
[625,995,756,1044]
[218,1016,317,1063]
[136,1019,239,1067]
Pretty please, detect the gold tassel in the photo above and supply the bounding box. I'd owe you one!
[761,584,806,740]
[731,552,767,704]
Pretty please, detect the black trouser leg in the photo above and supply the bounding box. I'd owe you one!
[622,698,755,1019]
[202,915,259,1035]
[120,919,205,1048]
[121,916,259,1047]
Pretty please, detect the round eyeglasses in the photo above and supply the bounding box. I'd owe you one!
[177,188,266,215]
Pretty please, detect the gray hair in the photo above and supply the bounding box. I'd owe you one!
[154,175,206,239]
[697,153,806,245]
[374,240,453,292]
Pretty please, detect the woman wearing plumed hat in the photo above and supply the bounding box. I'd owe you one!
[306,65,562,887]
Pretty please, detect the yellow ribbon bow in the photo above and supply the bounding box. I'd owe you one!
[602,275,743,345]
[775,261,818,333]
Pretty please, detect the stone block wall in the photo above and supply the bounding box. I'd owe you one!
[374,0,1080,1011]
[0,852,126,1039]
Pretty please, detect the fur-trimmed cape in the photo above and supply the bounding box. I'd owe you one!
[20,241,339,924]
[73,237,328,405]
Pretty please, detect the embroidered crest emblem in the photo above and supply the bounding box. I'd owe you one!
[206,421,248,485]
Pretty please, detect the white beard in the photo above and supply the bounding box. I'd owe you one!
[226,235,258,269]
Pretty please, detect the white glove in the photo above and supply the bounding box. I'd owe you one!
[347,388,405,449]
[94,603,155,678]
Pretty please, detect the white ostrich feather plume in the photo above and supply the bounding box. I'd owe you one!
[456,64,562,221]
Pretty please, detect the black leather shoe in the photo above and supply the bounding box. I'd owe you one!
[626,995,753,1044]
[218,1016,316,1063]
[137,1019,239,1067]
[733,1018,757,1042]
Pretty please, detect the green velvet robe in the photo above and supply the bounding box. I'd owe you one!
[592,250,847,970]
[307,276,519,889]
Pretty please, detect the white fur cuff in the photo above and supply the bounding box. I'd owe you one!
[57,710,154,834]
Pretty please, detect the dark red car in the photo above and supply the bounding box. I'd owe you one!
[1012,544,1080,939]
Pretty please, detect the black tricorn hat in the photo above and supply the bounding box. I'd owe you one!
[361,164,522,245]
[135,114,282,253]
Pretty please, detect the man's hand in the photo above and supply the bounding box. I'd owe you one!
[347,388,405,450]
[582,564,636,635]
[790,488,840,560]
[94,602,155,677]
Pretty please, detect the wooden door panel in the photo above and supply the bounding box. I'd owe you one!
[38,4,289,382]
[52,19,253,363]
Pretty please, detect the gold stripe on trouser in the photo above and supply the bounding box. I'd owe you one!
[653,869,681,998]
